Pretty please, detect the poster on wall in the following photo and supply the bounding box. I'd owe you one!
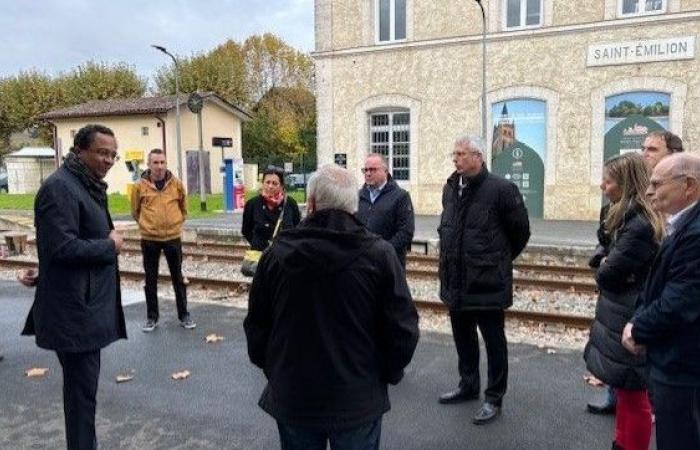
[603,91,670,162]
[491,100,546,218]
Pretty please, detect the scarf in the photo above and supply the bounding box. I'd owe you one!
[63,152,109,211]
[261,190,285,210]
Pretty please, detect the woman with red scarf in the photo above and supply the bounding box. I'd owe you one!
[242,166,301,251]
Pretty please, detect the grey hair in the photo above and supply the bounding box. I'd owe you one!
[307,164,359,213]
[454,134,485,156]
[366,152,389,170]
[667,153,700,180]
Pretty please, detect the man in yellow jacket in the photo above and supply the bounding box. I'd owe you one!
[131,148,195,331]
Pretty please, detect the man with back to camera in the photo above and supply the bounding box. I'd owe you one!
[622,153,700,449]
[244,164,419,449]
[131,148,195,332]
[19,124,127,450]
[437,134,530,425]
[356,153,415,267]
[587,129,684,415]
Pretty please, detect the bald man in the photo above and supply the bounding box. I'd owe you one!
[622,153,700,449]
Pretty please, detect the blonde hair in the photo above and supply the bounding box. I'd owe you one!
[604,152,664,242]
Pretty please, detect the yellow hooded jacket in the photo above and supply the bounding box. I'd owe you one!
[131,170,187,241]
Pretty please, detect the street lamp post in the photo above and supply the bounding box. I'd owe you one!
[152,45,183,181]
[475,0,487,142]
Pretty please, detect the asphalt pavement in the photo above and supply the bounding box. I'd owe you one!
[0,281,618,449]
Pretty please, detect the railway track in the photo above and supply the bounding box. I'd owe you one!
[119,240,598,294]
[0,258,592,329]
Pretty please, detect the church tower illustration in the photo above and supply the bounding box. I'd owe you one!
[492,103,515,157]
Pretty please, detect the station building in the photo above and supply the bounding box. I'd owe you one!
[313,0,700,219]
[38,92,251,196]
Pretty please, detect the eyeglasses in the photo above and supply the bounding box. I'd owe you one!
[648,174,688,190]
[91,149,120,161]
[361,167,380,174]
[451,151,481,158]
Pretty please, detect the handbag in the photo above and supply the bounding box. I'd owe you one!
[240,198,287,277]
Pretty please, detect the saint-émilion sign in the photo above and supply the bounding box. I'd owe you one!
[587,36,695,67]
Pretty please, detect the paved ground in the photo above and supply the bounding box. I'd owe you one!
[0,281,625,449]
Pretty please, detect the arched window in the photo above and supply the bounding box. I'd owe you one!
[369,109,411,180]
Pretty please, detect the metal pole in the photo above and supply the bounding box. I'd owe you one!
[476,0,487,142]
[174,65,183,181]
[197,111,207,211]
[152,45,183,180]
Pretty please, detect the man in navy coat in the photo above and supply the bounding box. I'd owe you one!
[623,153,700,449]
[20,124,126,450]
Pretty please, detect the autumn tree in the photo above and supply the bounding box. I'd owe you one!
[58,61,146,104]
[0,62,145,155]
[242,86,316,170]
[242,33,314,103]
[0,71,62,148]
[153,40,248,106]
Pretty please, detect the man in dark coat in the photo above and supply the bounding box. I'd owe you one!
[623,153,700,449]
[20,124,127,450]
[244,164,419,449]
[356,153,415,266]
[437,134,530,425]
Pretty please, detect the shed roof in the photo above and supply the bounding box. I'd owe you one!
[6,147,56,158]
[37,92,252,122]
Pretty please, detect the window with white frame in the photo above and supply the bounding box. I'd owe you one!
[504,0,542,29]
[619,0,665,16]
[377,0,406,43]
[369,110,410,180]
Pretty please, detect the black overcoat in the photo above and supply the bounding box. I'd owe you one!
[438,166,530,310]
[22,166,127,352]
[244,209,419,429]
[356,178,415,266]
[584,204,658,390]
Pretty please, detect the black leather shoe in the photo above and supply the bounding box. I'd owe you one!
[473,402,501,425]
[438,388,479,404]
[587,399,615,415]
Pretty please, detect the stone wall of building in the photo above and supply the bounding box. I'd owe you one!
[314,10,700,219]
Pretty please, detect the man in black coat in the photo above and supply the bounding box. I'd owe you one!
[356,153,415,266]
[244,164,419,449]
[20,124,126,450]
[623,153,700,449]
[437,135,530,425]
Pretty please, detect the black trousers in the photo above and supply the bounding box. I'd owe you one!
[449,309,508,406]
[56,350,100,450]
[141,239,188,321]
[652,381,700,450]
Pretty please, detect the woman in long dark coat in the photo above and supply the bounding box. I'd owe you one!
[584,152,664,450]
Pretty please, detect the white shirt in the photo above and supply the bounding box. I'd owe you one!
[666,201,698,236]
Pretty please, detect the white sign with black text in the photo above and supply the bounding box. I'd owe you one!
[587,36,696,67]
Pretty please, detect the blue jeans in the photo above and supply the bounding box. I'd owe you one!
[277,418,382,450]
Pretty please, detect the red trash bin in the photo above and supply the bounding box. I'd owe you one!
[234,183,246,209]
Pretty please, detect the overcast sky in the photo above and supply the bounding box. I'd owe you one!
[0,0,314,82]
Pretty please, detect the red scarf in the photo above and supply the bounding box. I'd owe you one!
[261,190,284,210]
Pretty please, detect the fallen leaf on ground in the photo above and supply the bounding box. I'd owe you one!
[25,367,49,378]
[171,370,191,380]
[205,334,225,343]
[116,371,135,383]
[583,373,605,387]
